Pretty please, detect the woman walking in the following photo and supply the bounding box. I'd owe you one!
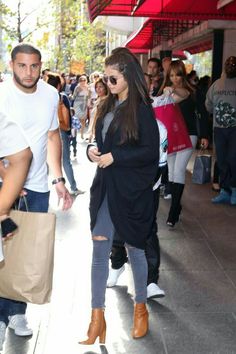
[72,75,89,140]
[161,60,208,227]
[80,48,159,344]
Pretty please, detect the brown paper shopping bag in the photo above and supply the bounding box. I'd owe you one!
[0,209,56,304]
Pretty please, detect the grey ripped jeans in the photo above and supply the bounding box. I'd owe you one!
[91,195,148,308]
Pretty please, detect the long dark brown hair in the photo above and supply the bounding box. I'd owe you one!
[95,78,108,96]
[97,47,151,144]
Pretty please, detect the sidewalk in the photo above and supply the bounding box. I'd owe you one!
[2,141,236,354]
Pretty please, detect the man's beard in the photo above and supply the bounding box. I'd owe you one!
[13,71,40,90]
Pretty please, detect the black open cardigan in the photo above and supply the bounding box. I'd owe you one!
[89,101,160,250]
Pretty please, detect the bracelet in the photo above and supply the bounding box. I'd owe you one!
[52,177,66,185]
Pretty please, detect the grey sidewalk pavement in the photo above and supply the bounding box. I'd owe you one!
[2,141,236,354]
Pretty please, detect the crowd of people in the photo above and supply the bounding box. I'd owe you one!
[0,41,236,350]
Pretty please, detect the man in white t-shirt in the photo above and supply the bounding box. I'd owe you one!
[0,113,32,258]
[0,43,73,349]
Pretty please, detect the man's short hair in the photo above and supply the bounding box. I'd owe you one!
[11,43,41,61]
[147,57,162,67]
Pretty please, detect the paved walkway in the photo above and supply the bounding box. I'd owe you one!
[2,140,236,354]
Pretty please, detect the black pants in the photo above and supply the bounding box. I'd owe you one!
[214,127,236,190]
[110,188,161,285]
[213,161,220,184]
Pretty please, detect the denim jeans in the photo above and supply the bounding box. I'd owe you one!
[91,196,148,308]
[0,189,49,325]
[214,127,236,190]
[168,135,197,184]
[110,188,161,285]
[60,130,77,191]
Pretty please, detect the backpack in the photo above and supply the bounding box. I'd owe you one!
[58,95,70,131]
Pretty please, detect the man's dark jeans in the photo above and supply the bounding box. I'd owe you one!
[214,127,236,190]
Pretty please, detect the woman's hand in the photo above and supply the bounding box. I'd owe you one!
[88,146,101,163]
[98,153,114,168]
[163,86,174,95]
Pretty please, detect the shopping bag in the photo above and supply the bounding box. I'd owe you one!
[153,95,192,154]
[0,209,56,304]
[58,97,70,131]
[192,154,212,184]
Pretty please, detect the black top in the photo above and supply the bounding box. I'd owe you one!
[179,94,208,139]
[195,87,209,138]
[178,95,198,136]
[89,101,159,250]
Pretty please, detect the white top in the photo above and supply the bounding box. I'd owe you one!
[0,79,59,192]
[0,112,29,157]
[153,119,168,191]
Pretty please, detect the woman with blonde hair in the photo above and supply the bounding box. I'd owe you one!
[72,74,89,139]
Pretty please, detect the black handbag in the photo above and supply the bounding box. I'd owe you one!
[192,154,212,184]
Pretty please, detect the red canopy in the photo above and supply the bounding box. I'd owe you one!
[124,18,207,55]
[123,19,154,51]
[135,0,236,20]
[87,0,236,22]
[87,0,140,22]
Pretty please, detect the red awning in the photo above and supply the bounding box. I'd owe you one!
[123,19,154,51]
[183,40,212,54]
[135,0,236,20]
[87,0,236,22]
[124,18,201,54]
[87,0,142,22]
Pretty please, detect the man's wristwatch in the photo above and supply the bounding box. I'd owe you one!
[52,177,66,185]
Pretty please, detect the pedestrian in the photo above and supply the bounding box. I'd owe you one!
[106,120,167,300]
[147,57,163,96]
[206,56,236,205]
[160,60,208,227]
[72,74,89,140]
[0,43,73,349]
[47,73,84,195]
[80,47,159,344]
[86,78,109,142]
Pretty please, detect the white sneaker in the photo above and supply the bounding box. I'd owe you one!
[147,283,165,299]
[0,321,6,351]
[8,315,33,336]
[70,189,85,196]
[107,265,125,288]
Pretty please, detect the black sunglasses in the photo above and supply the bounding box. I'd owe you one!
[102,75,119,85]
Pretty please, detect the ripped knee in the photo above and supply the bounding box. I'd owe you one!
[92,235,108,241]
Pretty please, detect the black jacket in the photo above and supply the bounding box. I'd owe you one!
[89,102,159,250]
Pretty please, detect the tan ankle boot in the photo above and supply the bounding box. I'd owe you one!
[79,308,106,345]
[132,303,149,339]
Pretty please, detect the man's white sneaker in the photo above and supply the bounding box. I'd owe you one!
[107,265,125,288]
[147,283,165,299]
[0,321,6,351]
[8,315,33,336]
